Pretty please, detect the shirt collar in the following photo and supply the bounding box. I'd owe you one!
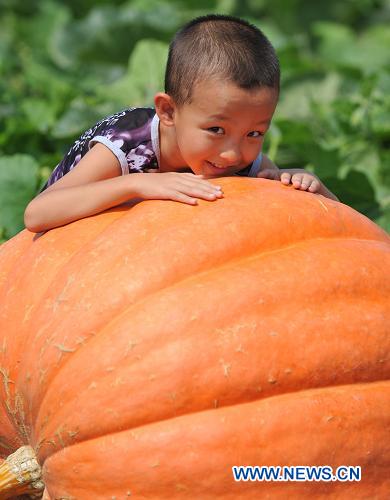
[151,113,161,171]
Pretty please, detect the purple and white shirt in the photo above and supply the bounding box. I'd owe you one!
[42,107,263,191]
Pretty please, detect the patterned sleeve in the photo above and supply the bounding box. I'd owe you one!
[43,107,156,190]
[89,107,156,175]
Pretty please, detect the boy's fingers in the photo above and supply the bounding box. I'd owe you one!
[174,192,199,205]
[177,190,222,203]
[308,179,321,192]
[292,175,303,187]
[176,182,224,201]
[300,177,310,189]
[300,175,319,190]
[183,179,223,193]
[280,172,292,184]
[179,174,222,191]
[303,178,315,189]
[303,174,315,184]
[280,170,322,193]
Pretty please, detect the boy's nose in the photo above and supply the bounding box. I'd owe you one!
[219,146,242,165]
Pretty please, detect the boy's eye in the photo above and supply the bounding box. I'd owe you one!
[207,127,265,137]
[208,127,224,134]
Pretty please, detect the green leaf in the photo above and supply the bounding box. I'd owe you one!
[277,73,341,120]
[313,22,356,68]
[0,155,39,238]
[324,170,380,218]
[100,39,169,107]
[127,39,168,104]
[357,25,390,75]
[378,150,390,189]
[51,98,112,139]
[49,2,178,70]
[370,102,390,138]
[21,98,57,134]
[313,22,390,74]
[307,147,341,179]
[374,206,390,234]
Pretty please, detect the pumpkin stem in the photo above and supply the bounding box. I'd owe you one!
[0,446,44,499]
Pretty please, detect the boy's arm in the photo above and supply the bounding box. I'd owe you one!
[24,144,138,232]
[24,144,223,233]
[257,154,339,202]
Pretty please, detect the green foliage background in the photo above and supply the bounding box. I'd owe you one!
[1,0,389,241]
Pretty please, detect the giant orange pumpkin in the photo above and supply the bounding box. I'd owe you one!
[0,178,389,499]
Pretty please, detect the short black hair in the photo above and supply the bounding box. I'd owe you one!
[165,14,280,106]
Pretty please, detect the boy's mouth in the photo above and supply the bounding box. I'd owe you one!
[206,161,232,170]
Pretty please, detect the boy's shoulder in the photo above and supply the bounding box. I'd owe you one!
[112,106,156,123]
[41,107,157,191]
[91,106,156,134]
[67,105,157,161]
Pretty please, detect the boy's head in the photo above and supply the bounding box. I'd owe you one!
[164,14,280,106]
[155,15,280,177]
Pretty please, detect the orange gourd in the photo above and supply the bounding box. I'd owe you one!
[0,178,389,499]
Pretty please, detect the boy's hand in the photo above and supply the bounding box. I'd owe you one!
[257,164,321,193]
[279,168,339,201]
[256,154,339,201]
[280,169,321,193]
[135,172,223,205]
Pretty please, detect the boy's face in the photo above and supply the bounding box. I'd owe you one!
[171,79,278,177]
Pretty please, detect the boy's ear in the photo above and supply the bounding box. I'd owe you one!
[154,92,176,126]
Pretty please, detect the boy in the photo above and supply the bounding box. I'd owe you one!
[24,14,338,233]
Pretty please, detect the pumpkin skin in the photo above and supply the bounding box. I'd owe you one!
[0,177,389,499]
